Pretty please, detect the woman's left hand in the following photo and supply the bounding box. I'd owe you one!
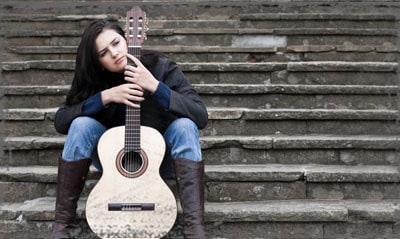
[124,54,159,93]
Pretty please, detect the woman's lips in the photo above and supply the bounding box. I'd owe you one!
[115,56,125,65]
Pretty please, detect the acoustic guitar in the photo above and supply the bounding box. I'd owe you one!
[85,6,177,238]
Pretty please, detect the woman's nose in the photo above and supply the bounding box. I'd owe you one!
[109,47,118,57]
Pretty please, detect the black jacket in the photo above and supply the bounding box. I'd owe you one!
[54,57,208,135]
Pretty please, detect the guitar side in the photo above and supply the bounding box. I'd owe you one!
[86,125,177,239]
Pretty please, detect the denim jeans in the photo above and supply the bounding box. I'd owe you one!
[62,116,202,172]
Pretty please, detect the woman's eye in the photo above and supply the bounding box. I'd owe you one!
[113,40,120,46]
[99,51,107,57]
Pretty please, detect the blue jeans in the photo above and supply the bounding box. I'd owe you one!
[62,116,202,173]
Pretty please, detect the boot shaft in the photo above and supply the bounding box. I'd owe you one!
[174,158,206,239]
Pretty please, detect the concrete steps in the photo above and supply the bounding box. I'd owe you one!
[0,164,399,237]
[1,164,400,202]
[2,60,397,86]
[2,107,400,137]
[6,44,399,63]
[0,197,400,238]
[2,12,399,62]
[2,135,400,167]
[1,1,400,238]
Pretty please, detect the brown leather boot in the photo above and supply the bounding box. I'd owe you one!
[174,158,207,239]
[50,157,91,239]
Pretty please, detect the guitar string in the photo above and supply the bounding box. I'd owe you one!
[126,17,142,176]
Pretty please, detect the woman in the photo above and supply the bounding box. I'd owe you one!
[50,19,208,239]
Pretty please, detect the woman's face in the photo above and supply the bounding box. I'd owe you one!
[96,29,128,73]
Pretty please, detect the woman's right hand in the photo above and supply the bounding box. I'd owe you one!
[101,83,144,108]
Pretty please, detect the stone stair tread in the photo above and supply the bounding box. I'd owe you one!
[3,107,399,121]
[207,199,400,223]
[0,164,398,183]
[196,84,398,95]
[2,12,396,22]
[1,2,399,238]
[207,164,400,182]
[3,84,398,96]
[3,12,395,22]
[4,134,400,151]
[9,44,399,55]
[239,12,397,20]
[0,13,120,22]
[2,60,398,72]
[4,27,395,37]
[1,197,399,222]
[201,134,400,150]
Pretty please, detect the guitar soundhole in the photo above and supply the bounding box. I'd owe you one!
[116,149,148,178]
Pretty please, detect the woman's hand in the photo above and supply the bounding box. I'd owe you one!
[101,83,144,108]
[124,54,159,93]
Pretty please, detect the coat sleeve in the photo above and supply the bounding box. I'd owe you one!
[54,101,85,134]
[161,59,208,129]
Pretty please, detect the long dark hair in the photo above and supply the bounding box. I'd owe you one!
[66,19,161,105]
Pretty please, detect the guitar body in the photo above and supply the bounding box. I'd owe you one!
[85,125,177,238]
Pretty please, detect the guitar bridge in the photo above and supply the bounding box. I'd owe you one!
[108,203,155,211]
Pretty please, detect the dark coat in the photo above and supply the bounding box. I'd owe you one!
[54,57,208,135]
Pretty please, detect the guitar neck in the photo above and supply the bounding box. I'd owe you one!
[124,6,147,152]
[125,45,141,152]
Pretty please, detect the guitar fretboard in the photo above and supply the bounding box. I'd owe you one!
[125,46,141,152]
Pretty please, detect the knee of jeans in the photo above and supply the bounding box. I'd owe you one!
[68,116,105,139]
[70,116,97,131]
[169,118,198,135]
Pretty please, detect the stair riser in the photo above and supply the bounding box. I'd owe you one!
[3,17,396,33]
[2,147,398,167]
[279,72,398,86]
[208,182,400,202]
[4,119,400,137]
[0,182,55,203]
[3,91,397,110]
[2,180,400,204]
[1,70,73,86]
[1,219,398,239]
[208,221,399,239]
[308,183,400,200]
[201,94,397,110]
[1,1,400,15]
[5,51,398,64]
[5,33,397,48]
[0,20,97,32]
[286,35,397,46]
[203,120,400,136]
[241,20,397,29]
[5,70,398,86]
[203,148,399,166]
[3,121,56,137]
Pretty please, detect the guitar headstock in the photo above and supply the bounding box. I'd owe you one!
[126,6,148,47]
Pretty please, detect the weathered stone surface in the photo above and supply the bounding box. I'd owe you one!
[205,164,304,182]
[208,221,324,239]
[339,149,400,166]
[0,181,55,202]
[272,135,400,150]
[307,183,400,200]
[324,222,394,239]
[207,181,306,202]
[200,135,273,149]
[287,35,397,46]
[280,71,398,85]
[304,165,400,183]
[1,2,400,238]
[287,61,398,72]
[239,13,396,21]
[336,42,376,52]
[0,166,57,183]
[206,200,348,222]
